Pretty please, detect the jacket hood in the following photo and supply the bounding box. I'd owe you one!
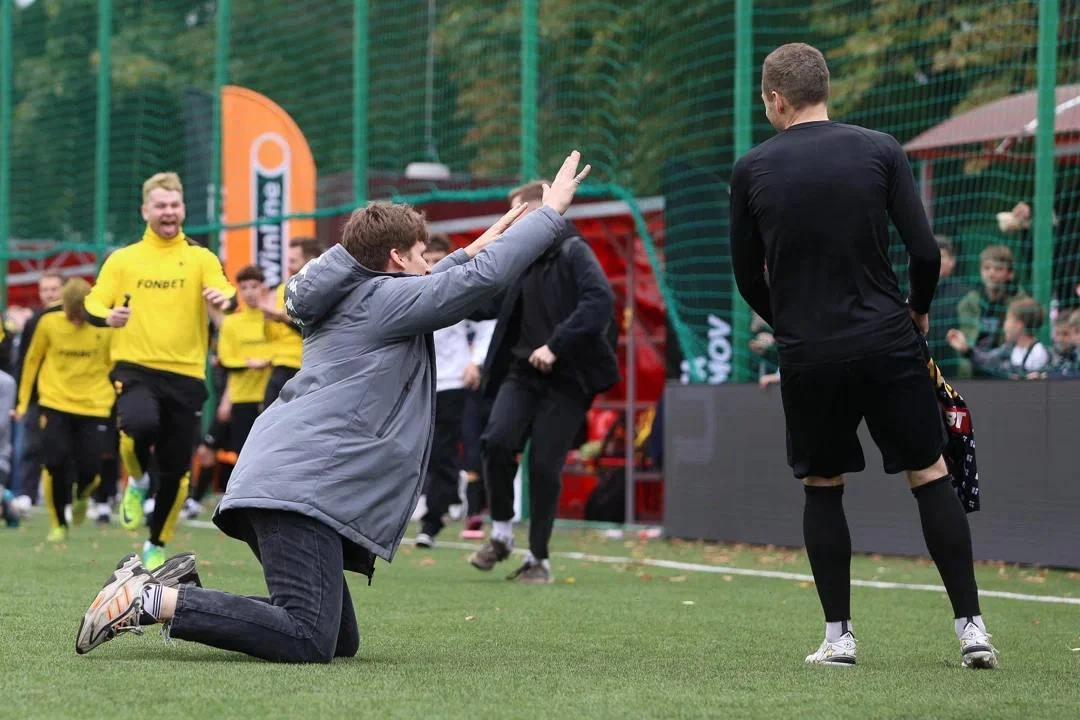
[285,244,370,328]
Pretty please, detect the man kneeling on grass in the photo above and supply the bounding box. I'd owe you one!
[74,151,592,662]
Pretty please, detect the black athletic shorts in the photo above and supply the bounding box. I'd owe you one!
[111,362,208,472]
[779,340,947,479]
[39,407,111,474]
[263,365,298,408]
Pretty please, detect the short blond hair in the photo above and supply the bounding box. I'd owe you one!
[142,172,184,204]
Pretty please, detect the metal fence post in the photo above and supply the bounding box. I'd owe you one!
[204,0,231,434]
[624,235,637,526]
[354,0,368,207]
[0,0,13,308]
[520,0,538,181]
[209,0,231,253]
[1032,0,1058,343]
[731,0,754,382]
[93,0,113,271]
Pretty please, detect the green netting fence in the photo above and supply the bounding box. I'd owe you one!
[1,0,1077,383]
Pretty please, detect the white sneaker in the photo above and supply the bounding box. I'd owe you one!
[180,498,202,520]
[415,532,435,549]
[12,495,33,517]
[805,632,857,666]
[959,622,998,669]
[75,554,154,654]
[143,497,156,518]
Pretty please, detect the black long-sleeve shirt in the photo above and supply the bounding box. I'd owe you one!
[730,120,940,367]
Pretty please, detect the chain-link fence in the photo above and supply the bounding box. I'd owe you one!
[1,0,1077,382]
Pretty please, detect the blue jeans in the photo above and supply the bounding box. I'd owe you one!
[169,509,360,663]
[13,405,43,500]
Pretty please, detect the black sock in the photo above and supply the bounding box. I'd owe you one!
[803,485,851,622]
[913,476,981,618]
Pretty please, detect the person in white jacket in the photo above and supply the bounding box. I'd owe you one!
[415,234,495,547]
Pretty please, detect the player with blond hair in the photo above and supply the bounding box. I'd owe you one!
[84,172,237,569]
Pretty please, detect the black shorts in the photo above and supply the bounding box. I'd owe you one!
[39,407,111,476]
[111,362,208,473]
[779,343,947,479]
[263,365,298,407]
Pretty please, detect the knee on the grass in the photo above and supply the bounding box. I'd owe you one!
[275,634,337,664]
[334,632,360,659]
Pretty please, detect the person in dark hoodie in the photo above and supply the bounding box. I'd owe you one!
[467,180,619,584]
[74,151,591,663]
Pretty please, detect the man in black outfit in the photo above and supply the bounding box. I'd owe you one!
[468,180,618,584]
[730,43,996,669]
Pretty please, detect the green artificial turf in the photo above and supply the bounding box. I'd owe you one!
[2,513,1078,719]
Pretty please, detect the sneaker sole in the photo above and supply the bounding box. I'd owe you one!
[809,657,856,667]
[75,554,144,655]
[469,555,495,571]
[151,552,202,588]
[514,576,554,585]
[962,650,998,669]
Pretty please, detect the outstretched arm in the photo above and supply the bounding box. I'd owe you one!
[371,152,592,340]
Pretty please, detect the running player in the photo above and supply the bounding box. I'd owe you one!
[17,279,114,542]
[84,172,236,569]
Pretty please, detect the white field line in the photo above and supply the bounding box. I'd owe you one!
[183,520,1080,606]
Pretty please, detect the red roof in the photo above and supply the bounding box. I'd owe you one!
[905,84,1080,158]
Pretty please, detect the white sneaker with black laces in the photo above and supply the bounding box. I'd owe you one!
[805,631,857,666]
[959,622,998,669]
[75,554,157,654]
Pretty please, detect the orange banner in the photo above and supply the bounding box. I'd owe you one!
[221,86,316,287]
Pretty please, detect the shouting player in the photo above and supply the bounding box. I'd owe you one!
[84,172,236,569]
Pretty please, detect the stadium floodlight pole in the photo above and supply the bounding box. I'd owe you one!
[93,0,113,272]
[1032,0,1058,345]
[730,0,754,383]
[209,0,230,255]
[0,0,13,309]
[520,0,538,181]
[353,0,368,206]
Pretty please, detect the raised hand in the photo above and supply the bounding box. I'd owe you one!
[464,203,529,258]
[946,328,968,353]
[542,150,591,215]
